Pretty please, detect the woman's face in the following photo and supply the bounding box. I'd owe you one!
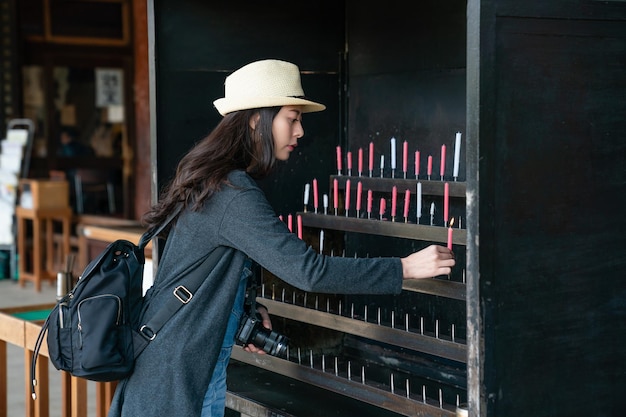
[272,105,304,161]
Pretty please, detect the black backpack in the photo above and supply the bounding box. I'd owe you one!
[30,207,228,399]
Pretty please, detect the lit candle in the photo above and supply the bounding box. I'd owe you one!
[416,182,422,222]
[390,137,397,176]
[347,151,352,176]
[427,155,433,180]
[345,179,351,216]
[358,148,363,177]
[336,146,342,175]
[356,181,363,216]
[402,140,408,179]
[380,155,385,178]
[403,188,410,223]
[367,189,373,219]
[297,214,303,239]
[303,183,310,212]
[391,185,398,221]
[333,178,339,215]
[453,132,462,180]
[369,142,374,177]
[313,178,319,213]
[447,217,455,250]
[287,214,293,233]
[440,144,446,180]
[379,197,386,221]
[444,182,450,227]
[323,194,329,215]
[415,150,420,179]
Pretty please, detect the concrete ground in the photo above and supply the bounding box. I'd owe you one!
[0,278,97,417]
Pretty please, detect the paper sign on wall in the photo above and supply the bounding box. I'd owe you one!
[95,68,124,107]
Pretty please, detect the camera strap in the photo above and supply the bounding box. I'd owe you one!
[242,258,262,315]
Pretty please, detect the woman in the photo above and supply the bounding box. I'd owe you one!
[107,59,455,417]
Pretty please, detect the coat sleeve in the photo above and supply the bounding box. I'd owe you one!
[216,186,403,295]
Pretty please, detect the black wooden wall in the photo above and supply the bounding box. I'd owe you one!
[467,1,626,416]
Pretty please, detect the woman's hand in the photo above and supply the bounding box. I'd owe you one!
[401,245,455,279]
[243,305,272,355]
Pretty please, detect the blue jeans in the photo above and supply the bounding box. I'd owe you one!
[201,262,250,417]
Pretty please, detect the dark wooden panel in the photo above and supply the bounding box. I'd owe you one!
[482,15,626,417]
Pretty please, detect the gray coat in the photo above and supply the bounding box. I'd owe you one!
[107,170,403,416]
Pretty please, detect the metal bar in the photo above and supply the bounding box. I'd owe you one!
[231,348,456,417]
[261,299,466,363]
[298,213,467,246]
[330,175,466,198]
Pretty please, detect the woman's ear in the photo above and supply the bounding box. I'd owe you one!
[249,113,260,131]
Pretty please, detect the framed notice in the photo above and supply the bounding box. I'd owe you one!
[95,68,124,107]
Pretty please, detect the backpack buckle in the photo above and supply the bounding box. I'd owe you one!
[139,325,157,341]
[173,286,193,304]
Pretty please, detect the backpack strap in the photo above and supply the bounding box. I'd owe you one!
[137,203,183,250]
[133,245,230,357]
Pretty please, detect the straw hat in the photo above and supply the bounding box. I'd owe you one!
[213,59,326,116]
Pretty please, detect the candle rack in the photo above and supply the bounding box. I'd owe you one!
[248,173,468,416]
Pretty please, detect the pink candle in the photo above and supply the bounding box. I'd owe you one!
[369,142,374,174]
[333,178,339,210]
[336,146,342,173]
[444,182,450,226]
[403,189,410,219]
[367,189,373,216]
[358,148,363,176]
[345,179,351,214]
[415,150,420,178]
[447,223,454,250]
[356,181,363,212]
[391,186,398,219]
[347,151,352,175]
[287,214,293,233]
[427,155,433,177]
[402,141,408,176]
[297,215,303,240]
[379,198,386,219]
[313,178,319,211]
[440,144,446,179]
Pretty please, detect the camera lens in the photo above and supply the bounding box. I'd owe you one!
[251,327,289,357]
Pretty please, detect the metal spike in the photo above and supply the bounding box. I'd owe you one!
[322,355,325,372]
[452,324,456,342]
[334,357,338,376]
[361,366,366,384]
[436,319,439,338]
[351,303,354,319]
[406,379,410,399]
[377,307,381,325]
[315,296,319,310]
[405,313,410,331]
[420,316,424,335]
[261,283,265,298]
[348,361,352,381]
[364,305,368,322]
[422,385,427,404]
[390,373,395,394]
[281,288,285,302]
[439,388,443,408]
[391,310,395,329]
[309,349,314,368]
[297,348,301,365]
[272,284,275,300]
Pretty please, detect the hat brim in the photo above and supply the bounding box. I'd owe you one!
[213,96,326,116]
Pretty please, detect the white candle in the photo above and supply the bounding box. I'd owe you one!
[416,182,422,219]
[453,132,462,179]
[320,230,325,253]
[430,202,435,216]
[323,194,329,214]
[380,155,385,170]
[390,137,396,170]
[304,183,310,205]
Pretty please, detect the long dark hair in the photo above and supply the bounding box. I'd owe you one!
[142,107,281,232]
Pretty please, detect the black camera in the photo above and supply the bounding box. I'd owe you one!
[235,313,289,357]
